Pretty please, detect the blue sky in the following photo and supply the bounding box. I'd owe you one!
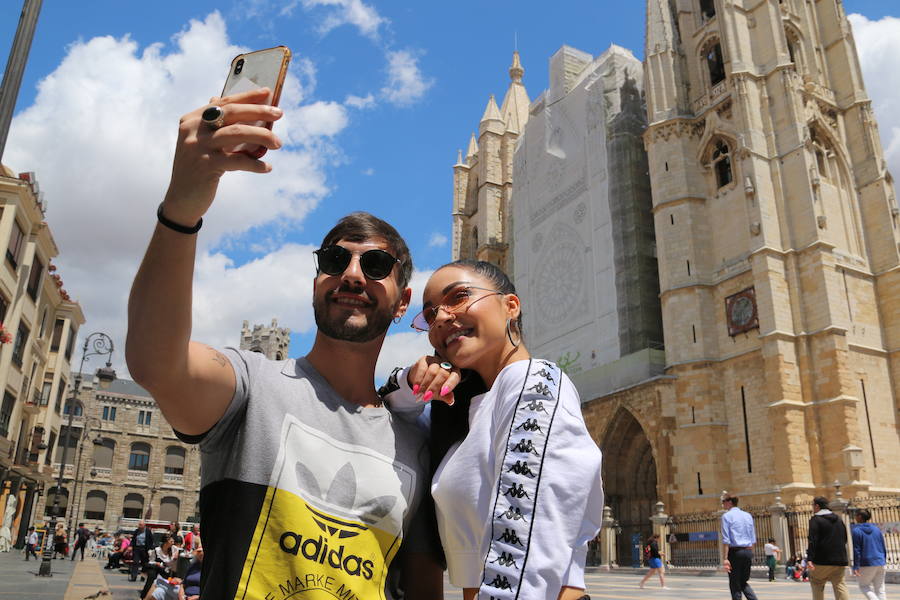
[1,1,898,380]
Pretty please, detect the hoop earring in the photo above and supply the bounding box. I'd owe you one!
[506,318,521,348]
[392,315,402,324]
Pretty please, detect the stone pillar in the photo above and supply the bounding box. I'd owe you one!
[829,484,853,572]
[650,501,671,566]
[600,505,618,569]
[769,494,789,565]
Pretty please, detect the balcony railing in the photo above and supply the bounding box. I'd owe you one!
[92,467,112,480]
[163,473,184,485]
[52,463,75,478]
[126,470,149,482]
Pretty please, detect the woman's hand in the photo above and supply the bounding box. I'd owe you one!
[163,88,284,226]
[407,356,462,405]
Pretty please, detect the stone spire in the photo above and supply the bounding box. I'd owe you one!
[480,95,503,125]
[466,132,478,162]
[644,0,687,121]
[501,51,530,135]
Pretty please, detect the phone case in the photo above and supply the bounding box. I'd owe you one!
[221,46,292,158]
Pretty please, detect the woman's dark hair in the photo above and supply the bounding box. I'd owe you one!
[443,259,522,333]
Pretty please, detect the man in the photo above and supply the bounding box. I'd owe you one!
[721,495,758,600]
[851,508,885,600]
[24,526,38,561]
[130,521,153,582]
[127,89,437,599]
[183,525,199,552]
[807,496,849,600]
[71,522,91,561]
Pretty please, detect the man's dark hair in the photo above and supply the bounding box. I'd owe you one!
[78,522,84,527]
[723,494,739,506]
[28,526,34,531]
[813,496,829,510]
[319,212,413,289]
[768,537,775,543]
[857,508,872,522]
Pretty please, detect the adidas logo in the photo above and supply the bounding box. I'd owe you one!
[294,460,397,537]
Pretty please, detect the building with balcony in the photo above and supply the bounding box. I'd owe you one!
[42,375,201,534]
[0,165,84,547]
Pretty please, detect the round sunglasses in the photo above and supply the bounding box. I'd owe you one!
[411,285,504,331]
[313,245,400,280]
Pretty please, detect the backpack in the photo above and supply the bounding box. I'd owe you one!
[643,544,652,563]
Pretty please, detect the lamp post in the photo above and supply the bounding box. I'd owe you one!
[38,332,115,577]
[67,417,103,537]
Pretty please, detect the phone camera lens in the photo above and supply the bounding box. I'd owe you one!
[235,59,244,75]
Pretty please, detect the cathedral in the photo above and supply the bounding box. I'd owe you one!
[453,0,900,560]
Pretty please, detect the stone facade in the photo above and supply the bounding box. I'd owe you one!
[240,318,290,361]
[452,52,530,273]
[0,165,85,547]
[642,0,900,512]
[39,376,201,533]
[451,0,900,551]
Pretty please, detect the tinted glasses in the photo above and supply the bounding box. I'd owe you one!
[313,245,399,280]
[411,285,503,331]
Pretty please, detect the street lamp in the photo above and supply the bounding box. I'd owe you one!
[67,417,104,537]
[38,332,115,577]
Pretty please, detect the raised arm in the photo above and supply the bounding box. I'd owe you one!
[126,88,283,435]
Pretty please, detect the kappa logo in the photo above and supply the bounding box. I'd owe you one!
[294,460,397,539]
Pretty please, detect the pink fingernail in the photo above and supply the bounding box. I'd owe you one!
[412,384,420,394]
[441,385,450,397]
[422,390,433,402]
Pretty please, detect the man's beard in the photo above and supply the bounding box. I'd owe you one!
[313,292,395,343]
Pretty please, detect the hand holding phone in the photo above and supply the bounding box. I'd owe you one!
[220,46,291,158]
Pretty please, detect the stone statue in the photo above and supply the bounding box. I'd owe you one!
[0,493,16,552]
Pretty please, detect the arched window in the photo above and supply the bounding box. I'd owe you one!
[93,438,115,469]
[84,490,107,520]
[711,140,733,189]
[699,0,716,21]
[159,497,180,523]
[785,27,804,72]
[703,40,726,86]
[63,401,83,416]
[44,487,68,516]
[165,446,186,475]
[123,493,144,519]
[128,442,151,471]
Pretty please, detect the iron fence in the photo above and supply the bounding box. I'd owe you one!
[785,503,813,561]
[668,505,773,568]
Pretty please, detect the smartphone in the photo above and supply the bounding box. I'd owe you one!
[220,45,292,158]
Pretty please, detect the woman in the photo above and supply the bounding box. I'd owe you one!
[639,534,666,589]
[182,546,203,600]
[387,260,604,600]
[140,534,181,599]
[763,537,781,581]
[53,523,67,559]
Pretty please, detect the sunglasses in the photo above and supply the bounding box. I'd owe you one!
[313,245,400,281]
[411,285,503,332]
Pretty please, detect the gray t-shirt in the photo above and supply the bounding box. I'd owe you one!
[191,348,429,600]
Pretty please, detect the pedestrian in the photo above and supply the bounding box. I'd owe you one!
[24,526,38,561]
[720,494,758,600]
[52,522,67,558]
[764,537,781,581]
[127,93,437,600]
[786,553,797,580]
[852,508,887,600]
[807,496,849,600]
[639,533,667,589]
[71,522,91,561]
[130,520,153,582]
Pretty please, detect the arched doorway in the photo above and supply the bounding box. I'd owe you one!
[601,408,657,567]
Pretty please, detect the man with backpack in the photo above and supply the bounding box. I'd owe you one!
[71,522,92,561]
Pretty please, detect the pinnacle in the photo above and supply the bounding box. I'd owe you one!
[509,50,524,82]
[481,95,503,124]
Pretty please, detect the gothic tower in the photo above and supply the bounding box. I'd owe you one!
[452,52,530,272]
[239,319,291,361]
[644,0,900,507]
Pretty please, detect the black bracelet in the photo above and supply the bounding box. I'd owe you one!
[157,203,202,234]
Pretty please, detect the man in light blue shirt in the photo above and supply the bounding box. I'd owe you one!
[721,495,758,600]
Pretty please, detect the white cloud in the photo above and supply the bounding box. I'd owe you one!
[345,93,376,109]
[381,49,434,106]
[375,331,433,382]
[5,12,349,374]
[295,0,387,40]
[361,167,375,176]
[406,268,435,311]
[848,14,900,183]
[428,232,448,248]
